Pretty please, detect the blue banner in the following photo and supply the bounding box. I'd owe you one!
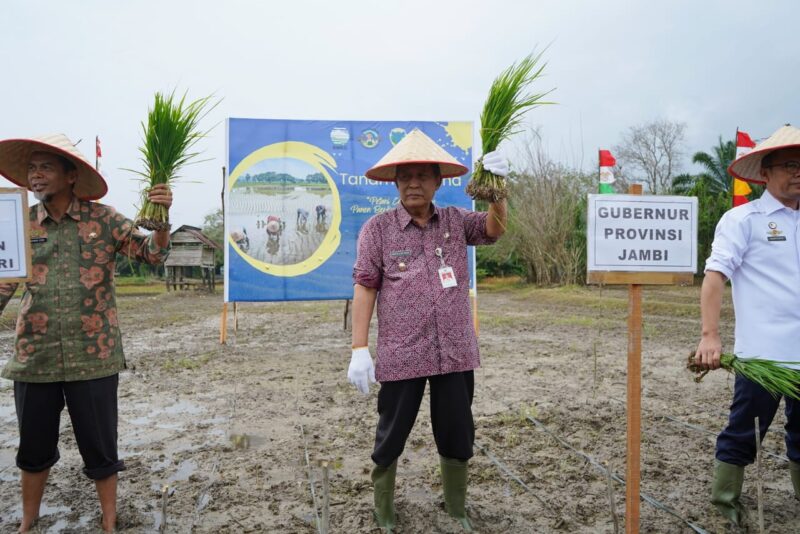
[224,119,475,302]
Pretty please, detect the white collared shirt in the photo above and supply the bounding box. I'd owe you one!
[705,190,800,366]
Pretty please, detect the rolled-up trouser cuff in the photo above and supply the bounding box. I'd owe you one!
[17,449,60,473]
[84,460,126,481]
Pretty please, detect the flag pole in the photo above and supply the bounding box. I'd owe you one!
[95,135,99,171]
[732,127,739,208]
[598,149,602,193]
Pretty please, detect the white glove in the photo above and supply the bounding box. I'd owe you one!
[482,149,509,177]
[348,347,376,395]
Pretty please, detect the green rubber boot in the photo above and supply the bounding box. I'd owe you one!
[711,460,747,527]
[371,461,397,532]
[790,461,800,501]
[440,456,473,532]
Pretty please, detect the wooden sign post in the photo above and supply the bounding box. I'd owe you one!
[586,185,697,533]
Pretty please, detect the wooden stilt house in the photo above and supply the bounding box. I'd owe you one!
[164,225,220,292]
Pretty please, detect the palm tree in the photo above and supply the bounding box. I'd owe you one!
[691,136,736,194]
[670,172,696,195]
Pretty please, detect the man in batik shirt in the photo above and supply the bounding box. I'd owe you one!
[347,129,507,532]
[0,134,172,533]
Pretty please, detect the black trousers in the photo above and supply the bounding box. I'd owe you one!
[14,374,125,480]
[716,375,800,466]
[372,371,474,467]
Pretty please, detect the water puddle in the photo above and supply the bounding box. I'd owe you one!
[3,503,71,523]
[164,400,204,416]
[169,459,198,482]
[0,403,16,421]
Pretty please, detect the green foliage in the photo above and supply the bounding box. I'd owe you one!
[234,171,326,185]
[477,162,591,285]
[202,208,224,268]
[690,180,730,275]
[691,137,736,194]
[114,253,163,279]
[671,136,764,274]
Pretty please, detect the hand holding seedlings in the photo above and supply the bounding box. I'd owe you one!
[693,331,723,370]
[147,184,173,210]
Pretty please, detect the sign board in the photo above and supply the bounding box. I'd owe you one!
[224,119,477,302]
[587,194,698,273]
[0,188,31,282]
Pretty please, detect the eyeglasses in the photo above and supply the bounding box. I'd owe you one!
[764,160,800,174]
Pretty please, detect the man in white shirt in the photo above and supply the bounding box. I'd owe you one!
[695,124,800,526]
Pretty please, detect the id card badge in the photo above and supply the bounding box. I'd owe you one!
[438,266,457,288]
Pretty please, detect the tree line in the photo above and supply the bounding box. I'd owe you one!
[236,171,326,185]
[478,120,759,283]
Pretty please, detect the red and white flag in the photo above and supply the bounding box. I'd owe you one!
[598,149,616,194]
[735,131,755,158]
[95,136,102,172]
[732,130,754,206]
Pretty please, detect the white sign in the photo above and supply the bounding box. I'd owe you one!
[587,194,698,272]
[0,188,31,281]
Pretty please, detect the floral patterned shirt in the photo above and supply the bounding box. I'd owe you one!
[353,204,497,382]
[0,198,170,382]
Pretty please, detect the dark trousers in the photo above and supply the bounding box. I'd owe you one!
[372,371,474,468]
[716,375,800,466]
[14,374,125,480]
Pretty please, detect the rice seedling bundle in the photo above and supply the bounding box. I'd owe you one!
[686,352,800,400]
[466,51,553,202]
[133,91,215,231]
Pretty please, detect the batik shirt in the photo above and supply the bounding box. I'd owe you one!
[0,198,170,382]
[353,204,497,382]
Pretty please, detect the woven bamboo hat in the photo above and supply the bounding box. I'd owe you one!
[0,134,108,200]
[728,124,800,185]
[365,128,468,182]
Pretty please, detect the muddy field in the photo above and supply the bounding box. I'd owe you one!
[1,283,798,533]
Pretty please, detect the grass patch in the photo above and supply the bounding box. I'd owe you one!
[115,284,168,296]
[115,276,154,286]
[479,313,532,328]
[162,351,213,371]
[552,315,613,329]
[477,276,526,292]
[508,285,717,320]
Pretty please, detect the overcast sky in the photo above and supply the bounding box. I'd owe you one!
[2,0,797,227]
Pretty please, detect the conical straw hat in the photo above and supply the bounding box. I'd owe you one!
[728,124,800,185]
[0,134,108,200]
[365,128,468,181]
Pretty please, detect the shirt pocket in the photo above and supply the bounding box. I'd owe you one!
[382,249,422,281]
[383,258,411,282]
[31,237,54,265]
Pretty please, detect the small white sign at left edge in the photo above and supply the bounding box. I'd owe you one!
[0,188,32,282]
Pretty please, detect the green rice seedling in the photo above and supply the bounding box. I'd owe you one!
[466,50,554,202]
[687,352,800,400]
[131,90,217,230]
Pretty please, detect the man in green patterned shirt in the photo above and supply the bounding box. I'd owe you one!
[0,134,172,533]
